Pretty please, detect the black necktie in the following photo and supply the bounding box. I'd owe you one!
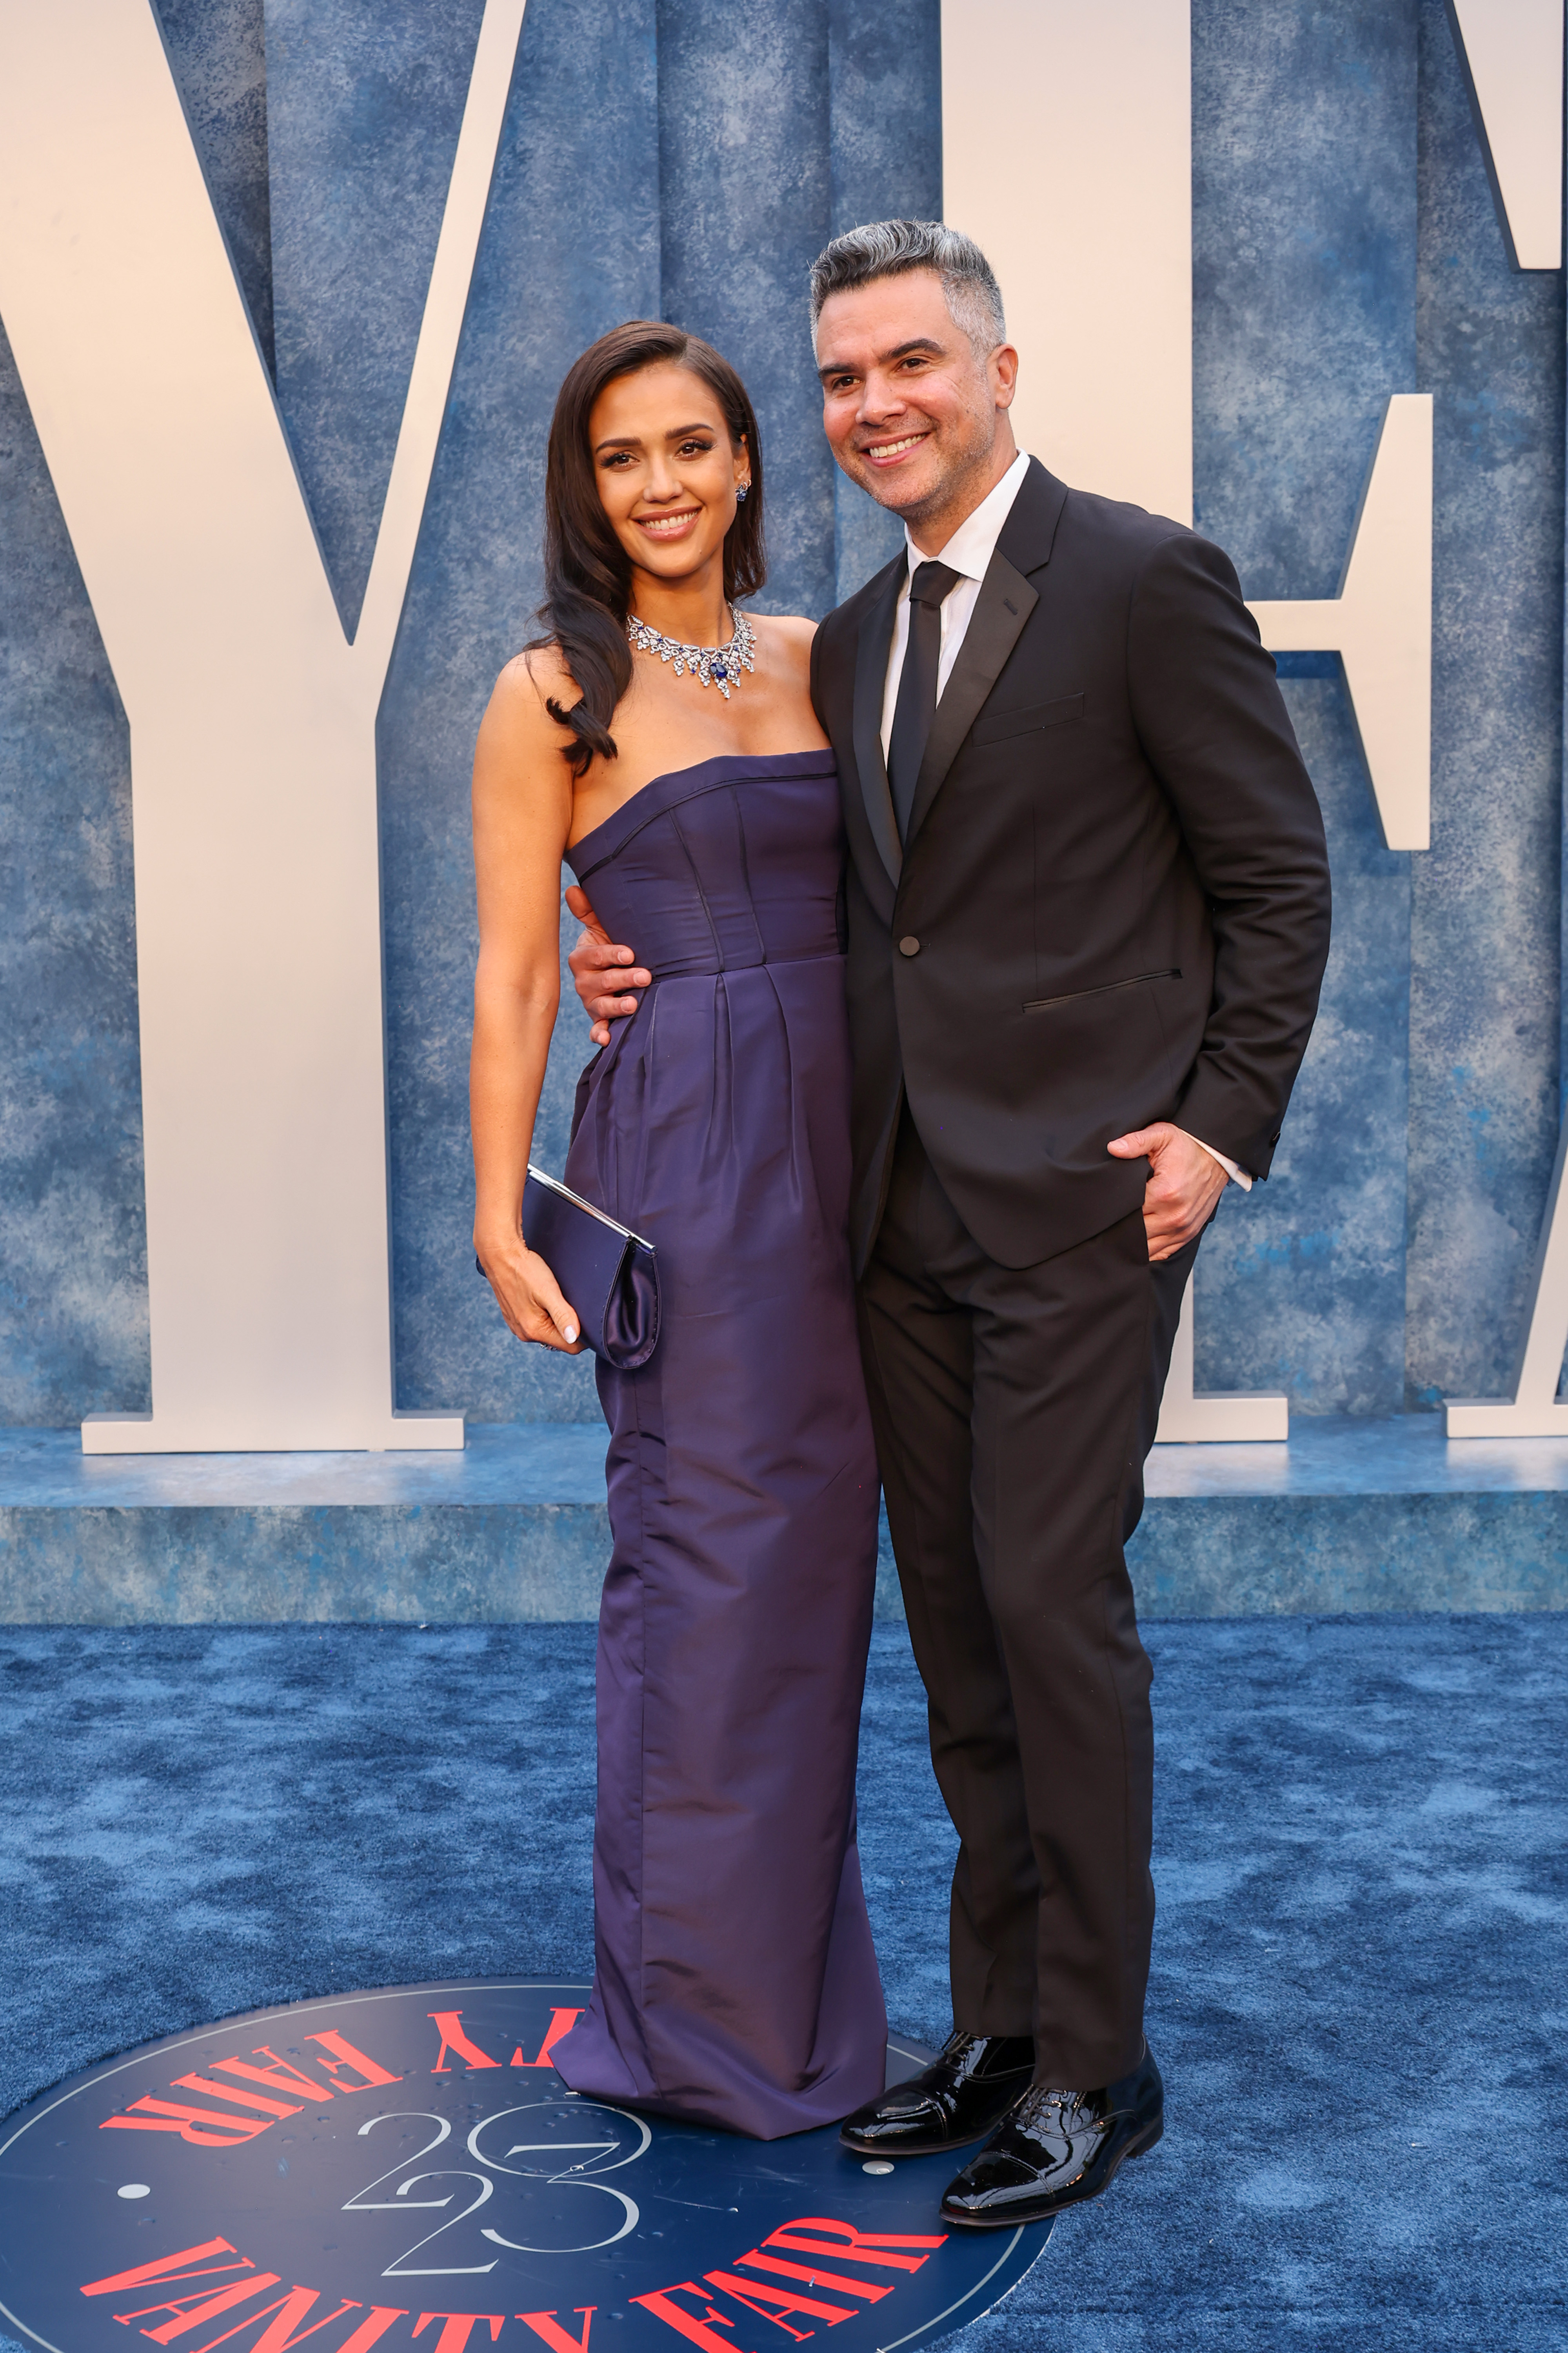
[887,559,961,840]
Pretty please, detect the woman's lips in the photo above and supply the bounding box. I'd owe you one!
[635,508,702,536]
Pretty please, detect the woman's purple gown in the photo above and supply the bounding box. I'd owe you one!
[548,749,888,2139]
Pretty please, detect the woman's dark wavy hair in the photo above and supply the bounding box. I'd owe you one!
[531,320,767,776]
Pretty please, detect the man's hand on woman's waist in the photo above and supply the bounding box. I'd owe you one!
[566,884,650,1045]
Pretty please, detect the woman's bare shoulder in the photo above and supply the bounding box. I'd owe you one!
[497,642,578,710]
[483,646,579,749]
[754,612,819,649]
[752,611,818,680]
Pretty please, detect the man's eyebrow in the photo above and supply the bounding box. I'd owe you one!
[816,336,947,383]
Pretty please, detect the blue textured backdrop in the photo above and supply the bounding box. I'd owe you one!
[0,0,1561,1428]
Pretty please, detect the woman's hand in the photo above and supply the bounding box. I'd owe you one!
[477,1233,585,1352]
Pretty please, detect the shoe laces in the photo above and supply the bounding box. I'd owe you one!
[1016,2082,1096,2131]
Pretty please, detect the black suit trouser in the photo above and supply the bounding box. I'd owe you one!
[857,1108,1197,2089]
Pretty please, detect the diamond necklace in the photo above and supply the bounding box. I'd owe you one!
[626,603,756,699]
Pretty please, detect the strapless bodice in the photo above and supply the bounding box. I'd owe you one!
[566,749,842,982]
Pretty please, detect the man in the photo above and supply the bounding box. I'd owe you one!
[570,220,1331,2226]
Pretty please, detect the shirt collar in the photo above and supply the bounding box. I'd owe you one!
[903,448,1031,589]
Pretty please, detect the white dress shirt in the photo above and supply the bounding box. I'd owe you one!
[879,449,1032,758]
[878,447,1251,1192]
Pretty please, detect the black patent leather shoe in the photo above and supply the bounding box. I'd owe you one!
[838,2031,1035,2158]
[939,2041,1164,2226]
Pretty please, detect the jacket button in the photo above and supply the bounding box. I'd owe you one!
[899,935,921,957]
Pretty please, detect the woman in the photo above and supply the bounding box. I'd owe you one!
[470,321,886,2137]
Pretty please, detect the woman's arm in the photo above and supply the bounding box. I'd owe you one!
[471,653,583,1352]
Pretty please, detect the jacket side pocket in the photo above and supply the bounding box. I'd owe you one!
[1024,967,1180,1013]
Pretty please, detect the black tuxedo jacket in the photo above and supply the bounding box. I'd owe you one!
[811,458,1333,1275]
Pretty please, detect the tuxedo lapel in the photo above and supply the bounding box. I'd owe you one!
[903,552,1037,849]
[998,457,1069,577]
[850,560,905,891]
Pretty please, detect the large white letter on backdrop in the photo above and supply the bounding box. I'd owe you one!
[1448,0,1564,270]
[0,0,528,1452]
[1447,1121,1568,1437]
[943,0,1434,1440]
[1439,0,1568,1437]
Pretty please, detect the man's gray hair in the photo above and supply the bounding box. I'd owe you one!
[809,220,1007,355]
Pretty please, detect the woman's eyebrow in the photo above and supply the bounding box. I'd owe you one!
[591,422,718,454]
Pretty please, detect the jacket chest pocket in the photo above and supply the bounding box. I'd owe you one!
[972,692,1085,747]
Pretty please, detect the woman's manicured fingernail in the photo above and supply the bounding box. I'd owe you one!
[564,1326,578,1344]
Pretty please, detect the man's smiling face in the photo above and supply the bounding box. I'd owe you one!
[814,267,1017,543]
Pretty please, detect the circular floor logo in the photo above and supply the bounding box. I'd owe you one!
[0,1982,1050,2353]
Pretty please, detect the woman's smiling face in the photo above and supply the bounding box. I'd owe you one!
[589,360,749,593]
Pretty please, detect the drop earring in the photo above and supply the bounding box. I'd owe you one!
[735,483,749,503]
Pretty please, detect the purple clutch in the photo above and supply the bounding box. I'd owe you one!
[477,1166,660,1371]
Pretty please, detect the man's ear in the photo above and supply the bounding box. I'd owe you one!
[991,341,1019,411]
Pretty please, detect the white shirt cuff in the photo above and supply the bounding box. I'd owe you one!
[1180,1130,1252,1191]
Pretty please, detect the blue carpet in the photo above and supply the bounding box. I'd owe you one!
[2,1616,1564,2347]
